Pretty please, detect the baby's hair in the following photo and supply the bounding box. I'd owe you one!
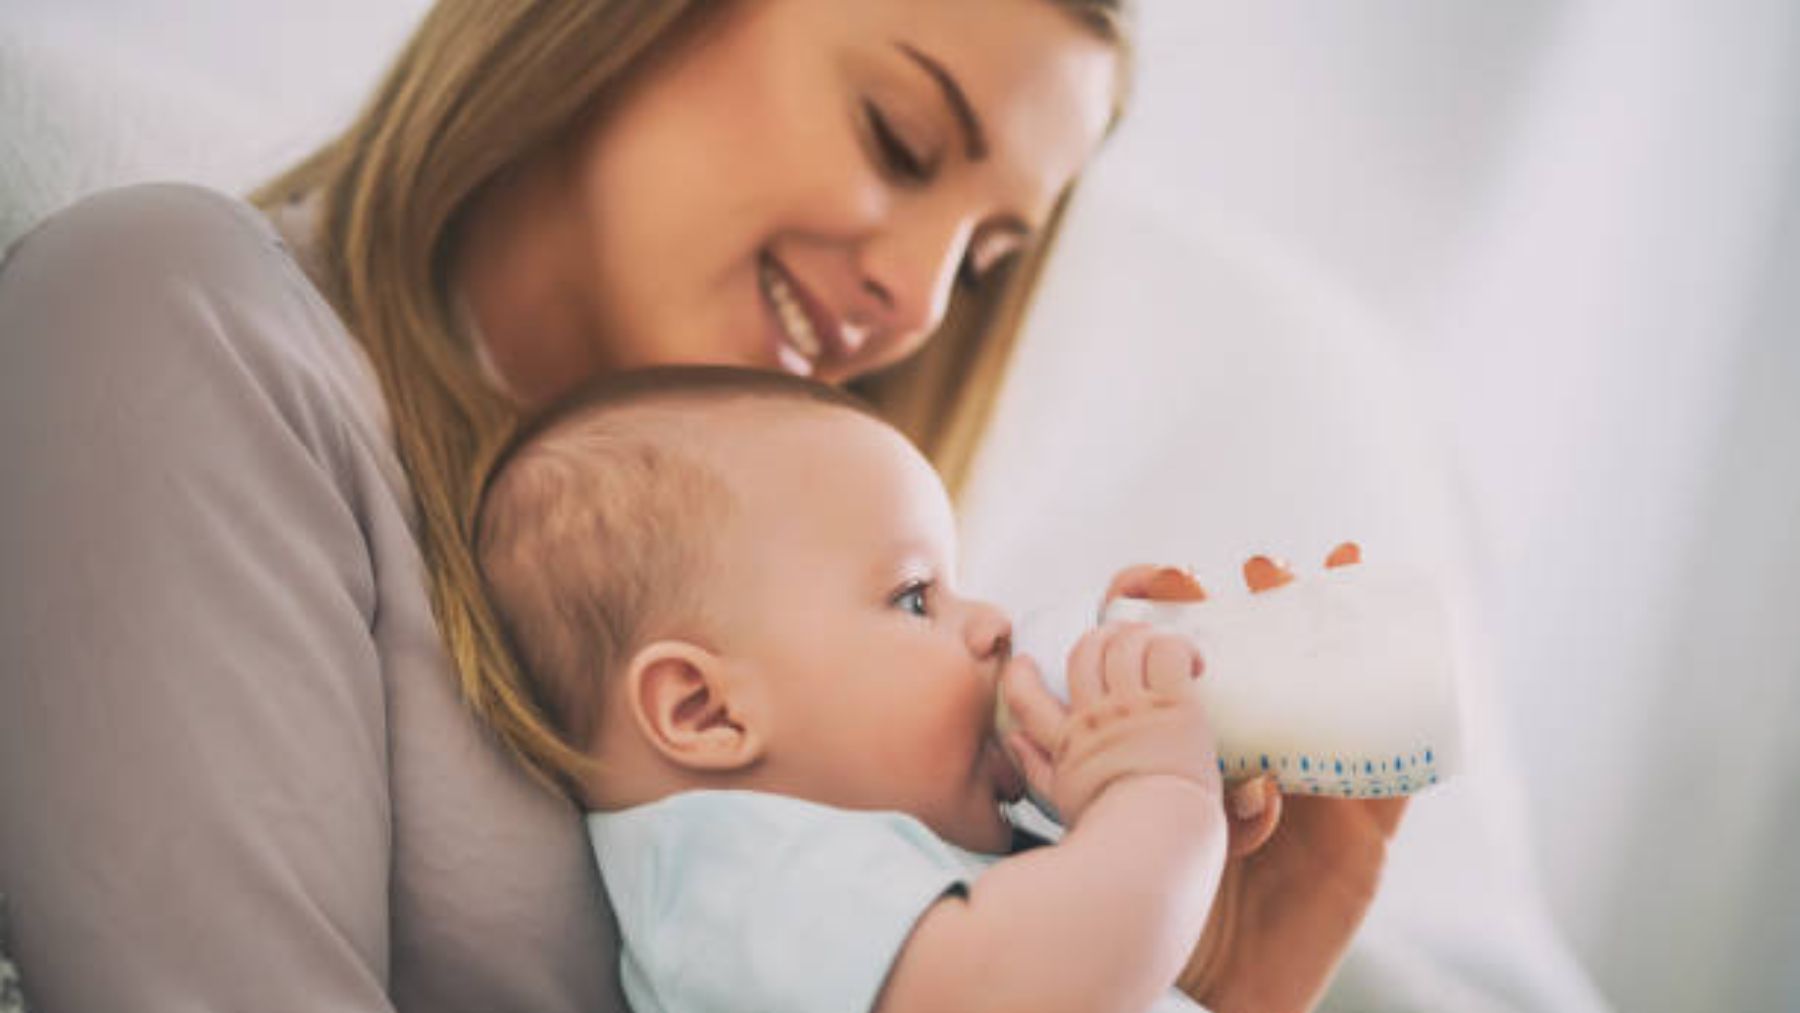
[474,365,881,785]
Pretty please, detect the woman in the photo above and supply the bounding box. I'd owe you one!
[0,1,1398,1010]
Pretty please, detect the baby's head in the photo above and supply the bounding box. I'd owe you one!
[477,366,1021,852]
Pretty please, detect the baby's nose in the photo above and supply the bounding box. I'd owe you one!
[966,603,1014,665]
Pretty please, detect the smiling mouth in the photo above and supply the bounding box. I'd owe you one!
[757,254,824,374]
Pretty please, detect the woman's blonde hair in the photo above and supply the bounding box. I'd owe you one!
[254,0,1133,789]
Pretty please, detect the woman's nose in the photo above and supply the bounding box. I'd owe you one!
[964,600,1014,666]
[854,211,971,347]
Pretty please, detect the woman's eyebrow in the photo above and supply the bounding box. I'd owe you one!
[894,41,988,161]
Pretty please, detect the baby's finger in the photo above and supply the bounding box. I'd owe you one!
[1100,622,1158,696]
[1000,654,1067,751]
[1005,730,1056,801]
[1064,626,1110,710]
[1144,632,1203,695]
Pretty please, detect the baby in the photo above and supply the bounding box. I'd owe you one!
[475,366,1228,1013]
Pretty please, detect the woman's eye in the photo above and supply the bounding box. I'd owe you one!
[892,580,932,617]
[956,250,1020,293]
[956,258,985,292]
[864,101,931,182]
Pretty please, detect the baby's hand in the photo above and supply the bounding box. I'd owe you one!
[1002,622,1222,827]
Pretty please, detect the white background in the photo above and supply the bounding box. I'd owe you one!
[5,2,1797,1010]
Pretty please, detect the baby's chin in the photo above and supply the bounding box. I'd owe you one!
[938,803,1015,856]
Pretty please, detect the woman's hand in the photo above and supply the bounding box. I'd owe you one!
[1102,559,1407,1013]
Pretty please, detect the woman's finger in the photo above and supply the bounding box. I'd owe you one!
[1243,555,1295,593]
[1225,776,1283,857]
[1101,564,1207,614]
[1101,563,1164,613]
[1362,796,1409,839]
[1143,566,1208,602]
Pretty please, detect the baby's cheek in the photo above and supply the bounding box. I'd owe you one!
[942,693,993,770]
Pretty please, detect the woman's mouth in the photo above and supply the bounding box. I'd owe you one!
[757,254,825,376]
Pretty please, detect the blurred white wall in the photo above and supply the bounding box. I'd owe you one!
[5,2,1797,1010]
[19,0,426,142]
[988,3,1800,1010]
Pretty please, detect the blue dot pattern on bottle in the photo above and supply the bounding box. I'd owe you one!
[1216,746,1441,798]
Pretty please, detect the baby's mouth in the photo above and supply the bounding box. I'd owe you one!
[988,736,1027,804]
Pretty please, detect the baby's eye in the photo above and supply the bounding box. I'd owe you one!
[891,580,932,618]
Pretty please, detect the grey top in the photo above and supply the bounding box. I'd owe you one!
[0,184,624,1012]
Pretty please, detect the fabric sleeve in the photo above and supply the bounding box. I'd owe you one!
[594,793,977,1013]
[0,185,394,1010]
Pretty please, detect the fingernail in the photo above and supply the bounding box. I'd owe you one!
[1326,541,1362,568]
[1146,566,1208,602]
[1244,555,1295,593]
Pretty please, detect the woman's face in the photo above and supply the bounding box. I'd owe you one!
[471,0,1118,400]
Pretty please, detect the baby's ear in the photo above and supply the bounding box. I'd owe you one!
[624,640,766,772]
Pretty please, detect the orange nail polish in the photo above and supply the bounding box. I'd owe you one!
[1325,541,1362,568]
[1145,566,1207,602]
[1243,555,1295,593]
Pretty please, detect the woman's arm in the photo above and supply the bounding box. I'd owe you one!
[0,186,396,1011]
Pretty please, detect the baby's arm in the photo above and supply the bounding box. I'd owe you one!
[876,625,1227,1013]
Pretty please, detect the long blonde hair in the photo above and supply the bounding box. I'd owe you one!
[255,0,1132,788]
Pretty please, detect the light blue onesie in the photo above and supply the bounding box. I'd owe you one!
[588,790,1206,1013]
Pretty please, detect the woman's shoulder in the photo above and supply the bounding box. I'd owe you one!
[3,182,389,443]
[3,183,350,379]
[0,182,410,513]
[8,182,290,283]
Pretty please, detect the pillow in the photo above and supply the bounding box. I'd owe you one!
[0,20,277,249]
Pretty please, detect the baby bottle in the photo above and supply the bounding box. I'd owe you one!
[1001,550,1464,820]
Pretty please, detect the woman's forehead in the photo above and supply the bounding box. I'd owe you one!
[897,7,1118,204]
[885,0,1120,143]
[795,0,1121,211]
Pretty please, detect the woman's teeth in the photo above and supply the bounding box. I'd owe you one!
[759,258,823,360]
